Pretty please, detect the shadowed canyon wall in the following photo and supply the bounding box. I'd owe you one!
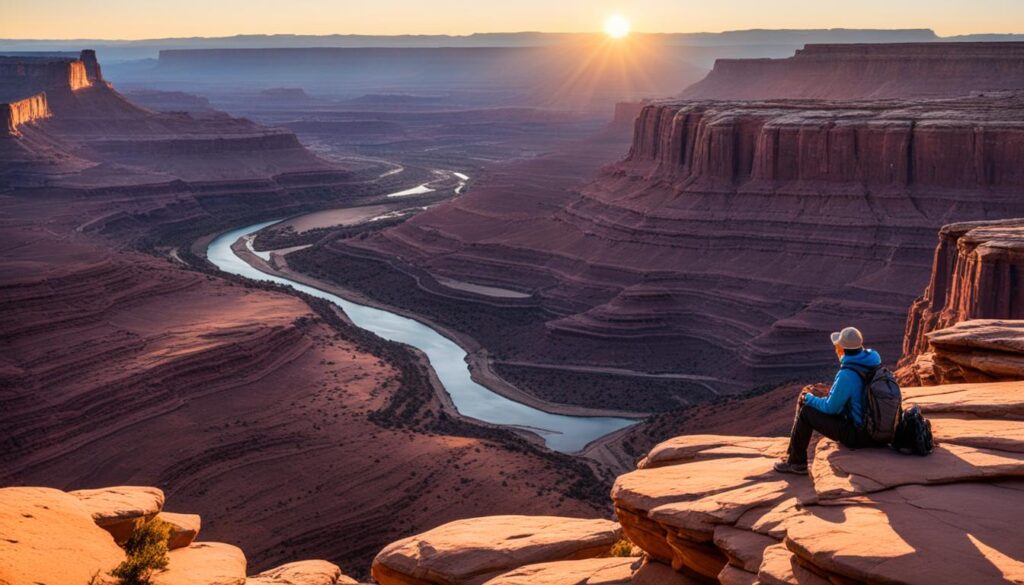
[351,91,1024,387]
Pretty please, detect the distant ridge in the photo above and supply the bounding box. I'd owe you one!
[0,29,945,61]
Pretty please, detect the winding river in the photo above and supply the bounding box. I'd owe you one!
[207,221,636,453]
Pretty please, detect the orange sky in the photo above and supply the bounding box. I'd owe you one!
[2,0,1023,39]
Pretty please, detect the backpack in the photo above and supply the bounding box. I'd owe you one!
[842,364,902,444]
[892,405,935,456]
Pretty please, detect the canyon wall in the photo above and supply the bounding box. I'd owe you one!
[2,93,50,135]
[0,56,90,97]
[683,42,1024,99]
[627,98,1024,191]
[897,219,1024,384]
[351,92,1024,387]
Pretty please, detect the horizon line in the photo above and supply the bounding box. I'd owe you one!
[8,27,1024,44]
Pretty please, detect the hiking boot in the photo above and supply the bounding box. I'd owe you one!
[773,460,808,475]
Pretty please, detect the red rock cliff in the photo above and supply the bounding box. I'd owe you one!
[897,219,1024,384]
[0,56,90,98]
[627,99,1024,192]
[352,92,1024,384]
[2,93,50,135]
[683,42,1024,100]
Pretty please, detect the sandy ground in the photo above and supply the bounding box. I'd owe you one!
[434,275,531,299]
[278,204,394,233]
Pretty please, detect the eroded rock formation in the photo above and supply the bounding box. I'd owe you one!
[371,515,622,584]
[347,92,1024,387]
[366,379,1024,584]
[682,42,1024,100]
[898,219,1024,384]
[2,93,50,135]
[610,379,1024,585]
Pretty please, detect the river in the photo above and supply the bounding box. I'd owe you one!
[207,220,636,453]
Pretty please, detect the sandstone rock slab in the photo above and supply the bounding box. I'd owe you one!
[717,564,757,585]
[371,515,621,585]
[480,557,639,585]
[811,438,1024,499]
[612,456,780,514]
[712,525,778,573]
[904,381,1024,418]
[158,512,202,550]
[154,542,247,585]
[613,454,812,581]
[246,560,357,585]
[0,487,125,585]
[648,476,814,539]
[71,486,165,543]
[756,543,830,585]
[929,415,1024,453]
[637,436,787,469]
[785,482,1024,585]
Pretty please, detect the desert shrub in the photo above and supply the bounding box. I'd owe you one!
[109,517,172,585]
[607,536,639,557]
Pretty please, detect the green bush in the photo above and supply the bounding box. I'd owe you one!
[109,517,172,585]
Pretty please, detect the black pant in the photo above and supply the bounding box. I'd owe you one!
[786,404,868,465]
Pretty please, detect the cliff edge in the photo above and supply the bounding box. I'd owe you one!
[898,219,1024,384]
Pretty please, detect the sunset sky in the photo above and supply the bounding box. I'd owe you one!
[2,0,1023,39]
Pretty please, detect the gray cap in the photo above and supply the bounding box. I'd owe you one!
[830,327,864,349]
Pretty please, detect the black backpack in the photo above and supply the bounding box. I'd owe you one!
[892,405,935,456]
[842,364,902,444]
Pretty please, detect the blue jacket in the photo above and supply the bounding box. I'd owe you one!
[804,349,882,425]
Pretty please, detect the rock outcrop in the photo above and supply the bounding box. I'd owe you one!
[0,487,125,585]
[682,42,1024,100]
[900,319,1024,385]
[70,486,166,544]
[247,561,359,585]
[610,382,1024,584]
[158,512,203,550]
[2,93,50,135]
[898,219,1024,384]
[371,515,622,584]
[0,485,359,585]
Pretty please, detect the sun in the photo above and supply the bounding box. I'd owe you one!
[604,14,631,39]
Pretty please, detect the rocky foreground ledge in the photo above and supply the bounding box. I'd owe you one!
[612,381,1024,585]
[368,380,1023,585]
[4,381,1022,584]
[0,485,360,585]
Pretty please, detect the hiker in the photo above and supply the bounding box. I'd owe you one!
[774,327,883,474]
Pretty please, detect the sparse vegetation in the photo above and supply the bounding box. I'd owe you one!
[607,536,639,557]
[109,518,172,585]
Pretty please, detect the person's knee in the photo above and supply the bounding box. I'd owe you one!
[797,404,813,421]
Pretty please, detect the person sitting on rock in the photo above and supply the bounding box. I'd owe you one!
[774,326,882,474]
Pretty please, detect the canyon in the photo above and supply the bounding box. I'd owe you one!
[320,88,1024,408]
[0,51,615,580]
[5,36,1024,585]
[6,220,1024,583]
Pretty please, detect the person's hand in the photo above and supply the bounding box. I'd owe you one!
[798,392,808,406]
